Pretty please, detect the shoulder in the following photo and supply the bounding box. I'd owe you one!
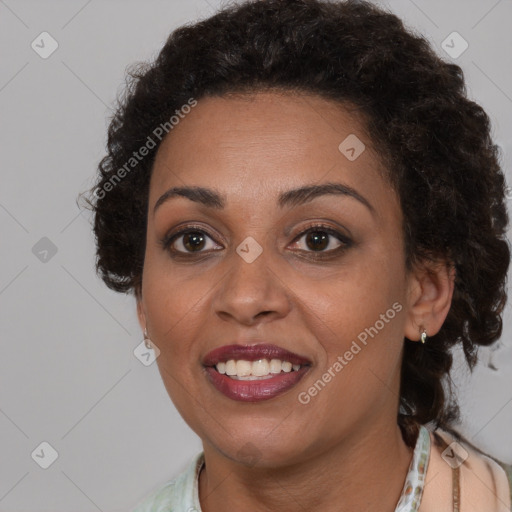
[497,463,512,511]
[132,480,178,512]
[421,427,511,512]
[132,452,204,512]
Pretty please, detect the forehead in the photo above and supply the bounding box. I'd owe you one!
[149,91,394,215]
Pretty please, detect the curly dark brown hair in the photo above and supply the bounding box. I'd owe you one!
[82,0,510,448]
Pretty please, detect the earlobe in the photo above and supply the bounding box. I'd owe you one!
[136,298,146,332]
[403,260,455,342]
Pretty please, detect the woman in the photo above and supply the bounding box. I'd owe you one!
[85,0,512,510]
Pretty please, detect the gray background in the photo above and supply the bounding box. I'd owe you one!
[0,0,511,510]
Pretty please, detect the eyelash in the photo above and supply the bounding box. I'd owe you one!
[160,222,352,259]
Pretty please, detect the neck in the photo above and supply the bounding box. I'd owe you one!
[198,420,416,512]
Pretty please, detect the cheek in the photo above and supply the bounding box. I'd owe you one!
[294,255,405,349]
[142,255,209,337]
[291,255,407,416]
[141,261,208,419]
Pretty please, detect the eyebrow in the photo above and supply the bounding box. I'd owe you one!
[153,182,375,215]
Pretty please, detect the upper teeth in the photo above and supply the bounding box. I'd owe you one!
[216,359,302,378]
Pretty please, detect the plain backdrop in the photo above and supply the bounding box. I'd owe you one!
[1,0,511,510]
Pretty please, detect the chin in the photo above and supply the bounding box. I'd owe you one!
[214,432,310,469]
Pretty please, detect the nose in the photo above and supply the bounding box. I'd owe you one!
[213,243,292,326]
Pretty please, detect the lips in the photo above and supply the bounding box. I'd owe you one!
[202,343,311,366]
[202,343,312,402]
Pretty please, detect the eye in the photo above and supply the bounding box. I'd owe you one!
[161,222,352,258]
[161,226,222,255]
[289,224,352,254]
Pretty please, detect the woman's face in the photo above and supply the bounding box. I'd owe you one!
[138,91,416,466]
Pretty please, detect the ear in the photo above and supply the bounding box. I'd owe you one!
[403,259,456,341]
[136,293,146,333]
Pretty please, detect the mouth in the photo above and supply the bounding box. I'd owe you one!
[202,343,312,402]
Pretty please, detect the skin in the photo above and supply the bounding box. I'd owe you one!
[136,90,455,512]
